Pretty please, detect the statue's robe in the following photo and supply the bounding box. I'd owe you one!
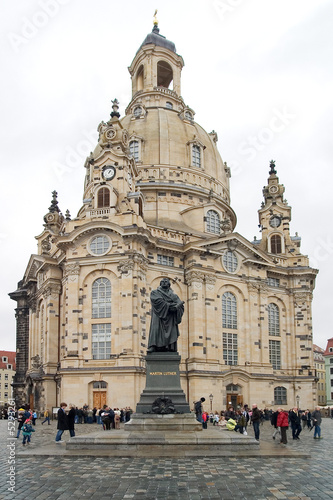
[147,286,184,351]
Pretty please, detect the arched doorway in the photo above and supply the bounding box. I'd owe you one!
[226,384,243,409]
[91,381,107,408]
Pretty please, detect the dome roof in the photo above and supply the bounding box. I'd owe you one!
[120,108,229,193]
[138,27,176,54]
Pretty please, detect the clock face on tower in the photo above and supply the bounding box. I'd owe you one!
[269,215,281,228]
[102,165,116,181]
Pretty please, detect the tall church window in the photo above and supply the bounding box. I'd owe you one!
[222,292,237,329]
[269,340,281,369]
[206,210,220,234]
[223,332,238,365]
[136,65,144,91]
[92,324,111,360]
[97,187,110,208]
[271,235,282,254]
[274,386,287,405]
[192,145,201,167]
[129,140,139,162]
[268,303,280,336]
[92,278,111,318]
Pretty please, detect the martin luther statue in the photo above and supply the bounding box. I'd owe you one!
[147,278,184,353]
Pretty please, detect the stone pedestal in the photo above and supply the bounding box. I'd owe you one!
[135,352,190,414]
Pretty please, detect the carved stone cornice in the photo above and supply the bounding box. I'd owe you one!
[293,290,312,307]
[43,283,62,299]
[118,260,135,274]
[185,270,205,285]
[63,263,80,278]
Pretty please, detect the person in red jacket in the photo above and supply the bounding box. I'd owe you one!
[276,408,289,445]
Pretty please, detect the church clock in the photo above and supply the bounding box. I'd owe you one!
[102,165,116,181]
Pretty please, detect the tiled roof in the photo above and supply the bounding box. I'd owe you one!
[0,350,16,370]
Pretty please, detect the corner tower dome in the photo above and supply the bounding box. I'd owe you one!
[119,21,236,233]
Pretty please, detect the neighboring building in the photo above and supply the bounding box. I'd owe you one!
[323,338,333,406]
[10,21,318,412]
[313,344,326,406]
[0,351,16,406]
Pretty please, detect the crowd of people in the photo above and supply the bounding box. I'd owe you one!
[194,398,328,444]
[4,401,331,447]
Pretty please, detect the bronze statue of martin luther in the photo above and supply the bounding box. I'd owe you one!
[147,278,185,353]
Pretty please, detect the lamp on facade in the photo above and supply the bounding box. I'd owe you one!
[296,394,300,409]
[209,393,213,413]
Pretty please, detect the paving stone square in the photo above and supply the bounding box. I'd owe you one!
[0,418,333,499]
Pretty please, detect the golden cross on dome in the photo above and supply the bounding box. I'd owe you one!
[153,9,158,26]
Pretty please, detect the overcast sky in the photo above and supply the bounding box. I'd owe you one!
[1,0,332,351]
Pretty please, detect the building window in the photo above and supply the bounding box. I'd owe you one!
[129,140,139,162]
[92,278,111,319]
[5,374,8,381]
[97,187,110,208]
[223,251,238,273]
[222,292,237,329]
[268,303,280,336]
[206,210,220,234]
[4,392,8,398]
[157,254,174,266]
[274,386,287,405]
[166,101,173,109]
[2,357,8,363]
[4,383,8,389]
[192,145,201,167]
[267,277,280,287]
[269,340,281,369]
[271,235,282,254]
[92,324,111,360]
[157,60,173,88]
[223,332,238,365]
[93,381,107,389]
[7,364,12,370]
[89,235,110,256]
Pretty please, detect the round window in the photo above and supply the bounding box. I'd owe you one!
[89,235,111,256]
[133,106,142,118]
[222,251,238,273]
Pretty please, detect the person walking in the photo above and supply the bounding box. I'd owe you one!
[271,409,280,440]
[22,418,35,446]
[16,409,26,438]
[68,405,76,437]
[55,403,69,443]
[277,408,289,445]
[289,407,302,440]
[251,404,261,441]
[311,406,322,439]
[41,409,51,425]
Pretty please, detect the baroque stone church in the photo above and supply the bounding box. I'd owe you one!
[10,20,318,413]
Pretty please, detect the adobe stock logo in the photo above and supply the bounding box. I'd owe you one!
[52,129,97,181]
[212,0,244,20]
[228,106,296,177]
[8,0,71,53]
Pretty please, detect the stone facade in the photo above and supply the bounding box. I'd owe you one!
[324,338,333,406]
[10,23,318,413]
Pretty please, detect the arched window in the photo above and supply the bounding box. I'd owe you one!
[274,386,287,405]
[222,292,237,329]
[157,60,173,88]
[206,210,220,234]
[223,251,238,273]
[92,278,111,318]
[166,101,173,109]
[97,187,110,208]
[271,234,282,254]
[268,303,280,336]
[129,140,139,162]
[192,144,201,167]
[136,65,144,91]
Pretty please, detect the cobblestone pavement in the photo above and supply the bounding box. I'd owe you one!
[1,418,333,500]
